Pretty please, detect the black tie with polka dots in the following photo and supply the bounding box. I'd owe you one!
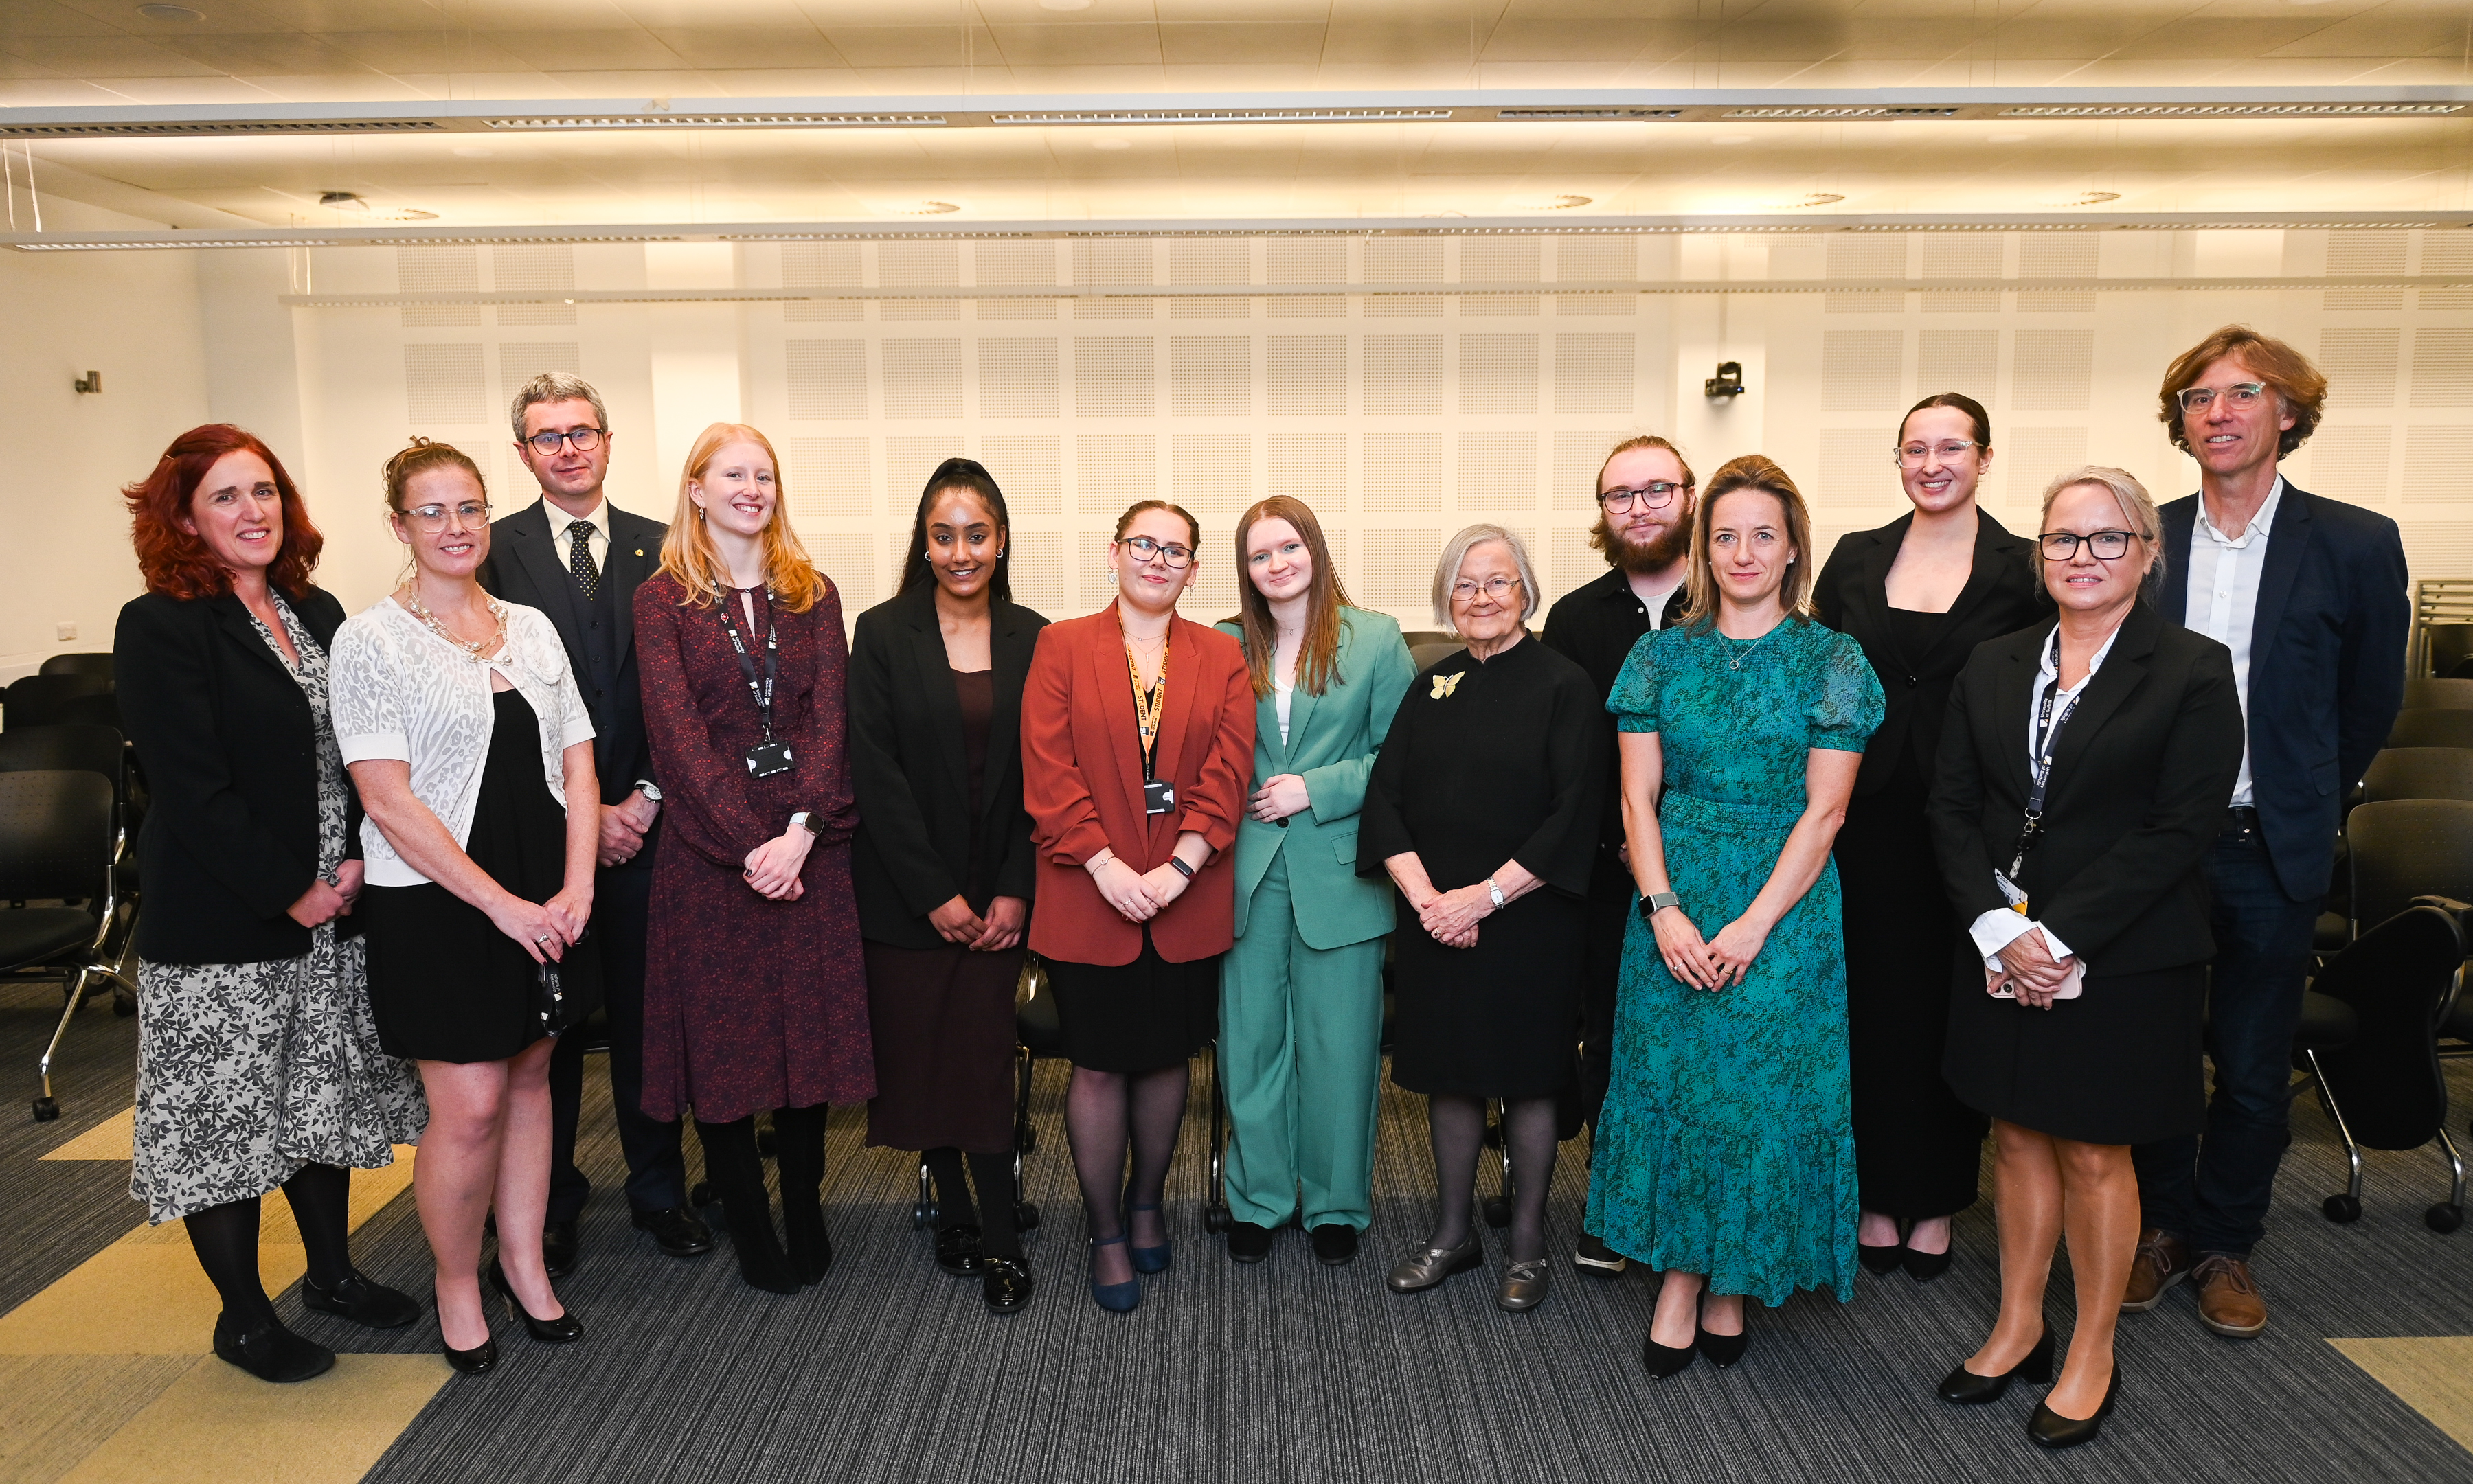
[567,520,600,600]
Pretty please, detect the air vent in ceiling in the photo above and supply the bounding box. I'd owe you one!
[2002,103,2462,119]
[1726,106,1963,119]
[1493,108,1686,121]
[0,120,443,138]
[989,109,1453,125]
[483,113,945,130]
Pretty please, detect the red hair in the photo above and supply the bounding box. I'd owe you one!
[124,424,324,601]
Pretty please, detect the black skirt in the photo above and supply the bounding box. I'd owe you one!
[1941,948,2205,1147]
[1043,931,1218,1074]
[363,688,603,1064]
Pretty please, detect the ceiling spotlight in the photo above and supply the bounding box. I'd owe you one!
[1987,132,2029,144]
[894,200,961,215]
[1782,192,1844,208]
[1711,134,1752,146]
[317,190,367,210]
[1092,138,1130,150]
[136,4,204,19]
[1506,194,1592,211]
[2064,191,2123,205]
[453,146,493,158]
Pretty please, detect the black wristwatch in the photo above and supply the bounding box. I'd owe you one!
[1638,890,1680,922]
[1168,856,1196,880]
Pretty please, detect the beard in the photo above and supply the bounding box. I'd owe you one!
[1592,509,1693,575]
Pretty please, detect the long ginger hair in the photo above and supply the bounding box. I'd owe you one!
[657,422,828,613]
[1233,496,1353,698]
[125,424,324,600]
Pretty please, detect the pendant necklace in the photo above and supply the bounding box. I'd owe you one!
[1717,624,1778,673]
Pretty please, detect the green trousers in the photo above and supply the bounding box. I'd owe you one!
[1218,848,1387,1231]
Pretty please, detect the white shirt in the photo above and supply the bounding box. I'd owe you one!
[1274,681,1294,748]
[1629,572,1684,629]
[1965,619,2127,970]
[330,597,596,887]
[548,494,611,573]
[2182,476,2283,808]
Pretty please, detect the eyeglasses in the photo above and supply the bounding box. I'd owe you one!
[523,427,606,456]
[2176,383,2268,414]
[2039,529,2138,561]
[400,501,490,532]
[1450,575,1523,603]
[1895,440,1982,467]
[1120,534,1194,569]
[1599,482,1685,513]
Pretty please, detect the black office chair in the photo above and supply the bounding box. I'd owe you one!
[2362,748,2473,804]
[2299,902,2467,1232]
[2404,678,2473,712]
[2389,711,2473,750]
[4,676,119,733]
[897,959,1050,1237]
[2345,800,2473,937]
[36,653,113,684]
[0,770,133,1121]
[0,724,138,1005]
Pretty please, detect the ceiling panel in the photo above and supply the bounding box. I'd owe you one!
[645,27,852,69]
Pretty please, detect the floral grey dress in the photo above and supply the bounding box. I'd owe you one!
[130,595,428,1224]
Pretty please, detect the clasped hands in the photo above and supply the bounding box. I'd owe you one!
[1413,883,1492,948]
[489,882,593,965]
[743,827,813,901]
[1994,929,2075,1011]
[284,859,365,928]
[1247,774,1311,824]
[597,789,662,867]
[1647,903,1769,991]
[1090,852,1193,923]
[927,893,1028,952]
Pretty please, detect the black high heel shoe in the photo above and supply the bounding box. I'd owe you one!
[1642,1328,1698,1379]
[2028,1365,2119,1450]
[1697,1324,1750,1368]
[486,1260,584,1344]
[1937,1328,2054,1405]
[1858,1218,1909,1276]
[1901,1245,1954,1283]
[442,1334,501,1375]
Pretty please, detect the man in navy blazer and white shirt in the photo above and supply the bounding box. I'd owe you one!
[2125,326,2408,1338]
[476,372,713,1274]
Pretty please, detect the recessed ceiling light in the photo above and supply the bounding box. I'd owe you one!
[1092,138,1129,151]
[453,146,493,158]
[1987,132,2029,144]
[1505,194,1592,211]
[1712,134,1752,146]
[893,200,961,215]
[135,4,203,19]
[317,190,366,210]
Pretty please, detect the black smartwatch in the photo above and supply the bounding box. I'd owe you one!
[1638,890,1680,922]
[1168,856,1197,880]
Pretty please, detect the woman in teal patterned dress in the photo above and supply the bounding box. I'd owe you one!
[1586,455,1884,1379]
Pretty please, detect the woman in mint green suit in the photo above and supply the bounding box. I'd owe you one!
[1214,496,1418,1266]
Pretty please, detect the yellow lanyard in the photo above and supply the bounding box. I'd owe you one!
[1125,630,1168,777]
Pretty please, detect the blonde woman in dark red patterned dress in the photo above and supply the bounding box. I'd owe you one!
[635,422,874,1295]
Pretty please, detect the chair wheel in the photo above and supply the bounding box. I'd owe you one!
[912,1200,938,1231]
[2323,1194,2363,1223]
[111,988,137,1017]
[1015,1201,1040,1232]
[2428,1203,2464,1234]
[690,1180,716,1208]
[1203,1202,1231,1235]
[1482,1196,1512,1229]
[31,1097,58,1122]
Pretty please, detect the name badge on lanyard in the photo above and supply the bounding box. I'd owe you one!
[1128,636,1173,814]
[2000,630,2088,914]
[718,591,795,779]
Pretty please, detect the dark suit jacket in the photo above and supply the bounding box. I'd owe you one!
[1816,509,2048,799]
[848,582,1048,950]
[2158,483,2410,900]
[115,586,363,965]
[1928,602,2246,976]
[476,496,668,814]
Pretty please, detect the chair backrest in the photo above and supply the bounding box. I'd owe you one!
[1399,630,1454,651]
[2389,710,2473,750]
[2349,799,2473,931]
[2404,678,2473,711]
[2310,903,2464,1150]
[36,653,113,683]
[1408,641,1465,672]
[2432,623,2473,678]
[4,675,117,731]
[0,770,112,903]
[2362,747,2473,803]
[0,724,126,812]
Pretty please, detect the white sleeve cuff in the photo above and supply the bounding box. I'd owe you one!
[1969,907,2035,962]
[337,732,410,765]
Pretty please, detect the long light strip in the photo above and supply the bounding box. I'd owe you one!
[484,113,944,130]
[1726,106,1963,119]
[988,108,1452,125]
[6,120,447,137]
[2004,103,2462,118]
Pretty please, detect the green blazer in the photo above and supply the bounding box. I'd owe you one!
[1216,608,1419,950]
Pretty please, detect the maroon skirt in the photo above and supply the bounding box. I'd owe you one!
[863,940,1022,1153]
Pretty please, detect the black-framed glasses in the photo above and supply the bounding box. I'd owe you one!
[2039,529,2137,561]
[401,500,490,532]
[524,427,606,456]
[1599,482,1684,513]
[1450,575,1523,602]
[2176,383,2267,414]
[1895,440,1981,467]
[1120,534,1194,569]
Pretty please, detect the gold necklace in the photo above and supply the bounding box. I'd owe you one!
[403,589,508,664]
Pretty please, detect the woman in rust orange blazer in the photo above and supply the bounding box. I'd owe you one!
[1021,498,1254,1314]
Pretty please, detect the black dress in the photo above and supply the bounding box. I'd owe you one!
[363,688,604,1063]
[1357,635,1605,1099]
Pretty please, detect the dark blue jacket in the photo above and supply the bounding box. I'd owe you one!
[2158,481,2409,901]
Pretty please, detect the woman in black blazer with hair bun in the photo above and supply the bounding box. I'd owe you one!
[850,457,1048,1314]
[1926,465,2243,1450]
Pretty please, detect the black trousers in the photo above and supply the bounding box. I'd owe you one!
[1570,855,1631,1136]
[549,857,687,1220]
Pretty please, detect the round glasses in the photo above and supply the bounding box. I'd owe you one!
[400,500,490,533]
[1895,440,1982,467]
[1600,482,1684,513]
[2039,529,2136,561]
[523,427,606,457]
[1120,534,1194,569]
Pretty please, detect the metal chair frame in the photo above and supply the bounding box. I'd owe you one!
[1,772,137,1121]
[2301,901,2468,1233]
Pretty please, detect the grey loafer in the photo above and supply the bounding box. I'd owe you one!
[1497,1257,1551,1312]
[1387,1235,1484,1293]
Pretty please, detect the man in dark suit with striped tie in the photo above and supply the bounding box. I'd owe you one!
[477,372,712,1275]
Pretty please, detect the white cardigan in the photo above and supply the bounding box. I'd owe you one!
[329,597,596,888]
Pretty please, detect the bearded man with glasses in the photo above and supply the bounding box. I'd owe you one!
[474,372,714,1279]
[2123,326,2408,1340]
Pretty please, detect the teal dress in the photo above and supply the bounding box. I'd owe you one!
[1584,617,1885,1308]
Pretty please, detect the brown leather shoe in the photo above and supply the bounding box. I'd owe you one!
[2193,1255,2269,1337]
[2120,1228,2191,1313]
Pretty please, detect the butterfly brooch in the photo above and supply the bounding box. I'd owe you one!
[1430,672,1465,700]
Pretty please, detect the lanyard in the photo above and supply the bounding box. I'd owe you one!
[716,589,780,741]
[2011,629,2087,876]
[1125,634,1168,782]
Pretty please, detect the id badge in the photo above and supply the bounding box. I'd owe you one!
[743,738,795,778]
[1993,869,2029,916]
[1142,778,1177,816]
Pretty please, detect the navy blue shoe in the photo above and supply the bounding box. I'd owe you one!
[1126,1199,1173,1275]
[1088,1235,1142,1313]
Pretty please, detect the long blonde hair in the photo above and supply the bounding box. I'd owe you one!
[1680,455,1816,629]
[657,422,828,613]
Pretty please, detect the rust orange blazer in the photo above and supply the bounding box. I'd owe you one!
[1022,601,1255,968]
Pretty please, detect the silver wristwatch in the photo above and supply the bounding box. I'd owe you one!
[789,810,817,835]
[634,780,663,803]
[1486,877,1506,909]
[1641,889,1681,920]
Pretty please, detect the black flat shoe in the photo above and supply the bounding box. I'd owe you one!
[486,1260,583,1344]
[1902,1245,1954,1283]
[1697,1325,1749,1369]
[442,1336,500,1375]
[540,1220,579,1281]
[212,1312,335,1383]
[1857,1242,1908,1276]
[1642,1331,1698,1380]
[1309,1224,1359,1266]
[300,1271,421,1330]
[2028,1366,2119,1450]
[1226,1220,1276,1264]
[982,1255,1034,1314]
[631,1206,716,1258]
[1938,1329,2055,1405]
[936,1223,986,1276]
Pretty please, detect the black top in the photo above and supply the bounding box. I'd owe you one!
[1814,509,2048,799]
[1540,565,1688,860]
[848,582,1049,950]
[115,586,363,966]
[1926,602,2246,977]
[475,496,669,812]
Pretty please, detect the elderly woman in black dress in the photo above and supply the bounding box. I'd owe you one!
[1361,525,1605,1313]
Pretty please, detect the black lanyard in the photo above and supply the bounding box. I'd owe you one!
[2011,630,2088,876]
[715,590,780,741]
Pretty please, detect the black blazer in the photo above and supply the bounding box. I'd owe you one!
[2158,483,2409,900]
[476,496,668,812]
[1816,508,2046,799]
[847,582,1048,950]
[115,586,362,966]
[1928,602,2246,977]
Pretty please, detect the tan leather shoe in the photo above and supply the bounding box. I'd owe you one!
[2120,1228,2192,1313]
[2193,1255,2269,1337]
